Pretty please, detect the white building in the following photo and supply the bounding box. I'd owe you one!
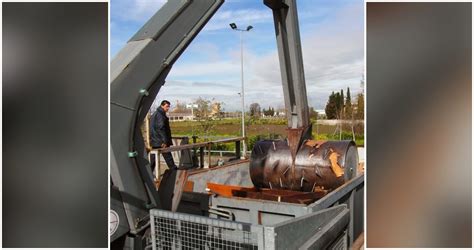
[168,111,194,122]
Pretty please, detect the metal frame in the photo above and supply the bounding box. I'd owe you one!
[110,0,224,238]
[150,209,258,249]
[264,0,310,130]
[213,175,363,246]
[150,204,350,249]
[151,137,246,173]
[187,162,364,247]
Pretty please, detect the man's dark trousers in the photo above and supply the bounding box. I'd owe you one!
[150,148,176,173]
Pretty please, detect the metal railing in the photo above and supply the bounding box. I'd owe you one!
[148,137,246,180]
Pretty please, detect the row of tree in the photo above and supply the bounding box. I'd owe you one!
[250,104,280,117]
[168,90,364,122]
[325,87,364,120]
[263,107,275,116]
[249,104,319,120]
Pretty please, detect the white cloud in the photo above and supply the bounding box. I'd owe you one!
[246,3,364,108]
[186,42,223,62]
[141,2,364,111]
[113,2,271,29]
[113,0,167,22]
[170,60,239,79]
[154,79,243,111]
[203,8,272,31]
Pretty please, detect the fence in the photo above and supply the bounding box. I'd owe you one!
[150,209,258,250]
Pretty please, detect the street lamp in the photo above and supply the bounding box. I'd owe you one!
[229,22,253,158]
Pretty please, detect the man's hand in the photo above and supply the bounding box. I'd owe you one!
[161,143,167,148]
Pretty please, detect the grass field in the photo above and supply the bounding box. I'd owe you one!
[170,118,364,149]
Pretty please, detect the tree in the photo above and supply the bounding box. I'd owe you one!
[172,101,187,113]
[325,92,338,119]
[334,92,340,114]
[355,93,364,120]
[194,97,220,138]
[249,103,261,118]
[210,101,223,118]
[309,107,318,120]
[194,97,210,118]
[339,89,344,119]
[263,106,275,117]
[344,87,352,119]
[332,91,343,119]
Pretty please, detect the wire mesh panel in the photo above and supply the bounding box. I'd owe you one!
[150,209,258,249]
[329,231,347,250]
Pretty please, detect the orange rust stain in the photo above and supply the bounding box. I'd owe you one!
[313,185,325,192]
[206,182,255,197]
[328,148,344,177]
[155,180,194,192]
[305,140,327,149]
[305,140,318,147]
[358,162,365,174]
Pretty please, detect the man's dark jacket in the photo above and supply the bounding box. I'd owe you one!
[150,107,172,148]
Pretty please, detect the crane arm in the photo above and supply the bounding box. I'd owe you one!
[264,0,312,161]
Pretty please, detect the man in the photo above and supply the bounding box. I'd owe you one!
[150,100,177,171]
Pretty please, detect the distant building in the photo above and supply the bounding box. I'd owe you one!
[221,112,240,119]
[315,109,326,119]
[168,111,194,121]
[276,109,286,117]
[186,103,198,109]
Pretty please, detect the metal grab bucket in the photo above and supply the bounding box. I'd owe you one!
[249,140,359,192]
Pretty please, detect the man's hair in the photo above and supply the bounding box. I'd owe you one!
[160,100,170,106]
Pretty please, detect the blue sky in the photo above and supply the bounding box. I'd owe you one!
[111,0,364,111]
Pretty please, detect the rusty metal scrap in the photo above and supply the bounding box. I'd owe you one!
[249,139,358,192]
[328,148,344,177]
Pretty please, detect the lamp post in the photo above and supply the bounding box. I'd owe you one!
[230,22,253,158]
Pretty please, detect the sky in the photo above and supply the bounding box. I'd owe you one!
[111,0,364,112]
